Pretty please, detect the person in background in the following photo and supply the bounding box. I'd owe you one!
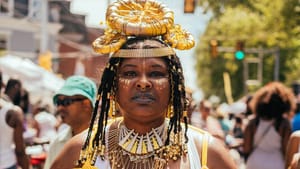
[0,71,29,169]
[3,78,22,106]
[49,1,236,168]
[185,87,196,124]
[19,89,30,115]
[43,75,96,169]
[286,130,300,169]
[191,99,225,141]
[31,101,58,143]
[243,81,296,169]
[233,116,244,140]
[215,105,232,137]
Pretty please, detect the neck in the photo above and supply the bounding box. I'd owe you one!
[72,124,89,136]
[123,117,165,135]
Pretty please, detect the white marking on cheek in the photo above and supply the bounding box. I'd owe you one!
[119,79,130,89]
[155,79,168,90]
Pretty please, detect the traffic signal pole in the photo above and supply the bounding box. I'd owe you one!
[215,46,280,93]
[40,0,49,53]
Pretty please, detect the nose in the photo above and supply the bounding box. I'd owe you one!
[136,75,152,91]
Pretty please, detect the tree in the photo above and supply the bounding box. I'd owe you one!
[195,0,300,102]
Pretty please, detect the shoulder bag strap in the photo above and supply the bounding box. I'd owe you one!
[252,120,273,150]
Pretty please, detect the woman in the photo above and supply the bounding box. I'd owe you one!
[50,0,236,169]
[243,82,296,169]
[286,130,300,169]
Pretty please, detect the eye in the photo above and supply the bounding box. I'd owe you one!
[149,71,168,78]
[122,71,137,78]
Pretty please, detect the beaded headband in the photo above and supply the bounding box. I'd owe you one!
[112,47,175,58]
[92,0,195,57]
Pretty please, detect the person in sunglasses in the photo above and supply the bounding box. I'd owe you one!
[44,75,96,169]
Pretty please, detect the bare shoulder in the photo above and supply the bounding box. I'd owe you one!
[291,130,300,138]
[289,130,300,146]
[207,138,236,169]
[187,126,236,169]
[50,131,87,169]
[5,104,24,127]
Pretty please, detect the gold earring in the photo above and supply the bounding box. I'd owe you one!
[108,96,116,119]
[166,104,174,118]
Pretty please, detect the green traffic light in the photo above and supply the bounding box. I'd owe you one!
[235,50,245,60]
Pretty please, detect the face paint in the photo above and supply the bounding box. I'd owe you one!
[116,57,170,123]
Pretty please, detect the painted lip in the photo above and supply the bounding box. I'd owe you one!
[131,93,155,104]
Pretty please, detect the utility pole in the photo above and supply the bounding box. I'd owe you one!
[274,47,280,81]
[40,0,49,53]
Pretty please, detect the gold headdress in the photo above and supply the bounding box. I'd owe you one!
[92,0,195,56]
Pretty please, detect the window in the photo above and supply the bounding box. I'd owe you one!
[0,0,13,16]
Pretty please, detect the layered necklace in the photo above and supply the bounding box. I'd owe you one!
[107,121,168,169]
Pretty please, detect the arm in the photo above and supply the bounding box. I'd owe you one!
[243,119,255,158]
[207,138,237,169]
[286,131,300,169]
[6,106,29,169]
[281,118,292,156]
[191,129,236,169]
[50,132,85,169]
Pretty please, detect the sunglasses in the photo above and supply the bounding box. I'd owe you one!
[55,97,87,107]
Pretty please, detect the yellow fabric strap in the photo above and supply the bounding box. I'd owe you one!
[201,132,209,169]
[73,118,123,169]
[74,160,98,169]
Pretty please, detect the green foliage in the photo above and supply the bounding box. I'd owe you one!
[195,0,300,102]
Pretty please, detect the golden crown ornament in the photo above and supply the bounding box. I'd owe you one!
[92,0,195,54]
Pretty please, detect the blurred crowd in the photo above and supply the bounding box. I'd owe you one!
[2,68,300,169]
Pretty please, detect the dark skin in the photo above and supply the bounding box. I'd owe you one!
[286,131,300,169]
[55,95,93,135]
[116,58,170,134]
[50,57,236,169]
[50,123,236,169]
[0,72,29,169]
[1,100,29,169]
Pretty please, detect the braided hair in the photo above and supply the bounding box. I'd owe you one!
[81,37,189,163]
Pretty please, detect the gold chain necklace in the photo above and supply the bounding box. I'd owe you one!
[118,122,166,160]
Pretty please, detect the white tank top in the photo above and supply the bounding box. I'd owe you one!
[0,103,17,168]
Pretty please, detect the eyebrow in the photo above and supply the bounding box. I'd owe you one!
[151,64,166,69]
[120,63,166,69]
[120,64,137,69]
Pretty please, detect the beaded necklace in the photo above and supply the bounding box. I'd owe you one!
[107,120,186,169]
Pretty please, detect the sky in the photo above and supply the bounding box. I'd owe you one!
[70,0,211,101]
